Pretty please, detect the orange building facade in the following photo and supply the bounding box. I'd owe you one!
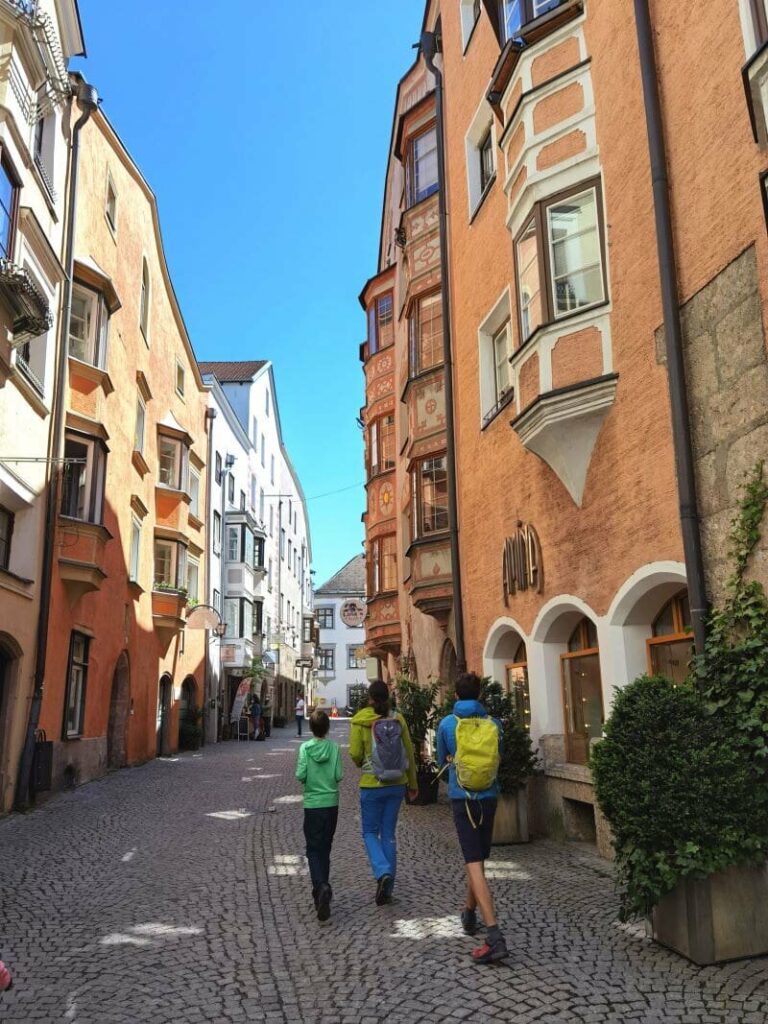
[360,0,768,851]
[37,101,209,790]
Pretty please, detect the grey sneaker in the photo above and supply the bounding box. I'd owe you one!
[472,935,509,964]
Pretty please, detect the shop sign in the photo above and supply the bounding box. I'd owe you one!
[340,598,366,628]
[503,523,543,603]
[229,679,251,723]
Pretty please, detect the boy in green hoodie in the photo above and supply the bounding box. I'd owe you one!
[295,709,343,921]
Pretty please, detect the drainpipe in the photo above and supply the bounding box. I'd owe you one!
[634,0,708,654]
[421,29,467,674]
[15,78,99,810]
[203,406,216,743]
[219,455,230,738]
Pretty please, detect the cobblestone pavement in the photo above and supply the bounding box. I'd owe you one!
[2,723,768,1023]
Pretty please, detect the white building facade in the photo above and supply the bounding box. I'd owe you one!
[313,555,367,712]
[200,361,313,731]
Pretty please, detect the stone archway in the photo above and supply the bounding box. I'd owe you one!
[107,652,130,771]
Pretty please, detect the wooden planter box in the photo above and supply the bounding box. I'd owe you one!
[652,862,768,964]
[491,787,529,845]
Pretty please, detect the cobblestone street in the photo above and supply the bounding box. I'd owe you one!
[2,723,768,1023]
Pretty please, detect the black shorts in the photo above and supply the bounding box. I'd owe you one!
[451,798,497,864]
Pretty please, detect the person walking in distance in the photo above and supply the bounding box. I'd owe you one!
[436,672,508,964]
[295,693,306,736]
[249,694,262,741]
[295,709,343,921]
[349,680,417,904]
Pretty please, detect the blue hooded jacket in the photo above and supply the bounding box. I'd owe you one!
[436,699,502,800]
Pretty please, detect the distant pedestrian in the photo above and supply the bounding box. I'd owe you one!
[295,709,343,921]
[436,672,508,964]
[349,680,417,905]
[0,959,12,991]
[295,694,306,736]
[249,696,262,741]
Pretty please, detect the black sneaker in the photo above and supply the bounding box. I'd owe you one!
[375,874,392,906]
[471,935,509,964]
[461,907,478,936]
[316,883,331,922]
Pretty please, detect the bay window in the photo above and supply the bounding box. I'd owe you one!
[499,0,563,42]
[409,292,443,375]
[372,534,398,595]
[369,413,396,477]
[157,433,189,491]
[153,538,187,591]
[189,468,201,518]
[412,456,449,538]
[223,597,253,638]
[64,631,89,739]
[69,285,109,368]
[515,180,607,343]
[227,525,239,562]
[368,292,394,356]
[406,126,438,206]
[61,433,106,524]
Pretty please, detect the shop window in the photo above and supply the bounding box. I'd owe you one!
[153,538,187,591]
[561,617,603,765]
[371,534,397,595]
[61,433,106,524]
[368,292,394,356]
[515,180,607,344]
[647,591,694,685]
[64,631,89,739]
[505,639,530,729]
[406,126,438,207]
[412,455,449,538]
[409,292,443,375]
[316,606,334,630]
[69,285,109,368]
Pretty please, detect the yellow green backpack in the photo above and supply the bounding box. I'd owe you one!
[454,716,500,793]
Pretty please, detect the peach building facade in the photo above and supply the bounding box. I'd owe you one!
[360,0,768,850]
[37,100,209,790]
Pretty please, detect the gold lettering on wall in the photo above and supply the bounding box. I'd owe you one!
[503,523,543,604]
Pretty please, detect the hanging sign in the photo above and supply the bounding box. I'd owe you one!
[503,523,543,604]
[340,598,366,628]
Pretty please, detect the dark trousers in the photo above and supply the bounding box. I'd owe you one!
[296,714,303,736]
[303,806,339,891]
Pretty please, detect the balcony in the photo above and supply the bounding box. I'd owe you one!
[57,518,112,604]
[151,587,188,634]
[406,534,453,625]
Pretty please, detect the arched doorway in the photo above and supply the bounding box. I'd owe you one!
[107,653,130,771]
[560,617,603,765]
[156,675,172,757]
[178,676,199,750]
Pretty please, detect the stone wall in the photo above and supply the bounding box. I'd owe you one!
[656,246,768,606]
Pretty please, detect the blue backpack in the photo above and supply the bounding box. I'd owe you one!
[370,715,409,782]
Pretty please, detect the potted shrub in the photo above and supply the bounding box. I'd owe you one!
[396,676,439,805]
[482,680,538,844]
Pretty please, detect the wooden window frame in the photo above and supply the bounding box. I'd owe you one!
[514,177,608,348]
[646,591,693,675]
[498,0,564,42]
[412,454,449,539]
[406,124,439,208]
[63,631,89,740]
[69,283,109,369]
[61,432,107,524]
[368,413,396,478]
[154,537,187,591]
[560,617,603,765]
[409,290,444,377]
[371,534,398,595]
[368,291,394,355]
[479,127,494,193]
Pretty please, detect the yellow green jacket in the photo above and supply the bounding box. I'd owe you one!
[349,707,418,789]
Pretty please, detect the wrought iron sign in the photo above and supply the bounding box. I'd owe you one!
[503,522,543,603]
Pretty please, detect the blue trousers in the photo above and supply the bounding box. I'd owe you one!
[360,785,406,883]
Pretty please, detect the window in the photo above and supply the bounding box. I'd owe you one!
[499,0,561,41]
[260,436,265,467]
[515,181,606,343]
[407,126,438,207]
[154,538,187,590]
[187,556,200,602]
[648,591,693,685]
[213,511,221,555]
[139,258,150,340]
[280,528,286,559]
[105,174,117,232]
[265,390,270,417]
[134,395,146,453]
[224,597,242,638]
[369,414,395,477]
[368,292,394,356]
[213,588,221,612]
[64,632,89,739]
[240,489,246,511]
[479,128,494,193]
[215,452,222,485]
[270,455,275,486]
[268,557,273,590]
[16,331,47,396]
[227,472,234,505]
[561,617,603,765]
[254,535,265,570]
[269,505,274,536]
[175,360,185,398]
[474,0,481,19]
[409,292,443,375]
[493,323,512,403]
[750,0,768,46]
[0,505,13,570]
[253,600,264,637]
[0,156,18,259]
[372,535,397,594]
[252,416,258,446]
[158,435,188,491]
[316,606,334,630]
[189,468,201,518]
[129,516,141,582]
[413,456,449,537]
[460,0,483,48]
[505,640,531,730]
[69,286,109,368]
[61,434,106,524]
[317,647,335,672]
[227,526,240,562]
[348,645,366,670]
[288,539,292,569]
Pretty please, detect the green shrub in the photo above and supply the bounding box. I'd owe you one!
[592,675,768,920]
[395,676,438,771]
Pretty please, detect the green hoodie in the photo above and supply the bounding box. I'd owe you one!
[349,707,417,789]
[295,738,343,808]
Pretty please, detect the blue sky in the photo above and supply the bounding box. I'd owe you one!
[74,0,419,586]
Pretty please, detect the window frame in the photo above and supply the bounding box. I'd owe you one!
[139,257,150,341]
[409,290,444,377]
[63,631,89,740]
[157,433,189,492]
[498,0,563,42]
[186,555,200,603]
[371,534,398,595]
[189,468,201,519]
[129,515,141,583]
[514,178,608,348]
[0,504,14,571]
[213,511,222,555]
[153,537,188,592]
[134,394,146,454]
[492,321,513,405]
[368,291,394,355]
[412,454,449,540]
[406,124,439,208]
[560,617,603,765]
[69,283,109,369]
[61,432,107,525]
[317,646,335,672]
[347,645,366,670]
[479,127,495,194]
[368,412,396,478]
[316,606,334,630]
[0,152,20,261]
[175,359,185,399]
[751,0,768,47]
[105,171,118,233]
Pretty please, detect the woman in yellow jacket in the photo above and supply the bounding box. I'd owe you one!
[349,680,417,905]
